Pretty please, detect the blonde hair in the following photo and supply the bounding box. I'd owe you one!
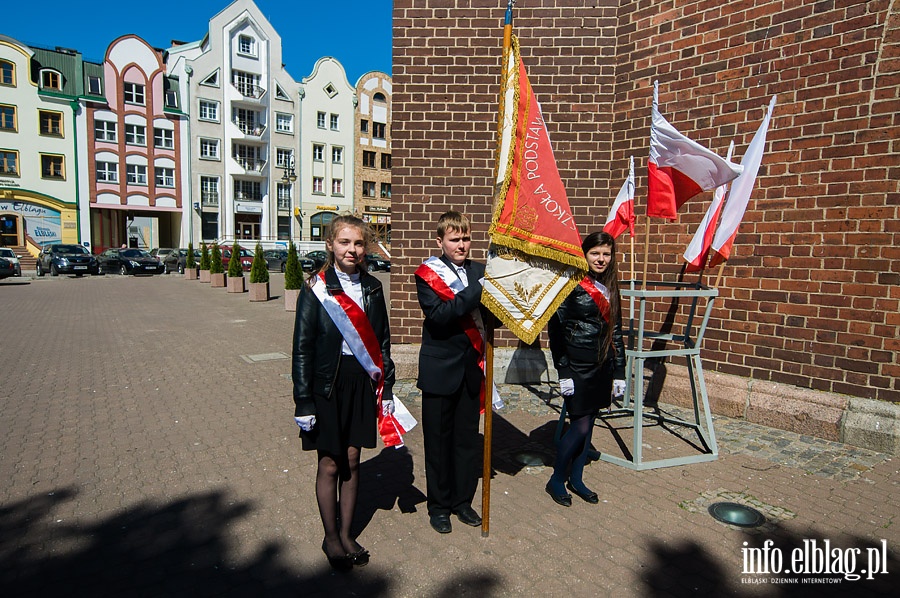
[436,210,470,238]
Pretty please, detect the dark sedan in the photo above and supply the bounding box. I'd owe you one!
[303,250,327,273]
[263,249,288,272]
[97,248,165,275]
[36,244,100,277]
[0,256,15,279]
[161,248,201,274]
[366,251,391,272]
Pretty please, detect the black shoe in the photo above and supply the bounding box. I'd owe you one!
[349,547,370,567]
[322,539,353,571]
[545,481,572,507]
[566,481,599,504]
[430,513,452,534]
[452,506,482,527]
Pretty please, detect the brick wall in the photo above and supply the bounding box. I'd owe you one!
[392,0,899,403]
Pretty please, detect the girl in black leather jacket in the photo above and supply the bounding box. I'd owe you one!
[546,231,626,506]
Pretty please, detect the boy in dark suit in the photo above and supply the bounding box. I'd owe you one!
[414,211,486,534]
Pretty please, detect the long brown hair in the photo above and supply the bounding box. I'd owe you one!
[316,214,374,276]
[582,231,620,361]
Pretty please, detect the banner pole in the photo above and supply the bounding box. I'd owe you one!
[714,262,726,289]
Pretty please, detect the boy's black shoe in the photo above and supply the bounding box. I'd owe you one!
[430,513,452,534]
[452,506,482,527]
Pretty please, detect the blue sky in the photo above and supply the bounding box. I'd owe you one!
[3,0,391,84]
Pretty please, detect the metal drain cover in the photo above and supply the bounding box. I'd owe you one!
[708,502,766,528]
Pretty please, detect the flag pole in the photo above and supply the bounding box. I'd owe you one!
[642,82,660,288]
[482,0,514,539]
[714,262,726,288]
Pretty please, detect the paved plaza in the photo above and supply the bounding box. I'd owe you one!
[0,273,896,596]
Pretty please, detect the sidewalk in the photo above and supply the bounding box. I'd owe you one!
[0,274,896,596]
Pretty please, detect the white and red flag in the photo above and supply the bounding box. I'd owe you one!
[603,156,636,240]
[483,33,587,345]
[683,141,734,272]
[708,96,777,268]
[647,81,742,220]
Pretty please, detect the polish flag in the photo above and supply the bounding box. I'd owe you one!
[603,156,636,239]
[683,142,734,272]
[709,96,777,268]
[647,81,742,220]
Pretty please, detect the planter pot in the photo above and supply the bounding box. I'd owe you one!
[184,269,198,280]
[210,272,226,288]
[284,288,301,311]
[227,275,246,293]
[199,269,211,283]
[249,281,270,302]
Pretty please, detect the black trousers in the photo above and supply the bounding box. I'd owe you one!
[421,382,481,516]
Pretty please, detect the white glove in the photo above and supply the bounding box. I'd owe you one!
[612,379,626,398]
[560,378,575,397]
[294,415,316,432]
[382,399,395,416]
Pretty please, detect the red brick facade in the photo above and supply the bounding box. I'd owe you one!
[392,0,899,403]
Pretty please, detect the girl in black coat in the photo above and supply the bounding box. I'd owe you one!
[546,231,626,506]
[292,215,395,568]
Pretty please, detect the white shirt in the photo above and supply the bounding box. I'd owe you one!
[456,265,469,287]
[335,268,363,355]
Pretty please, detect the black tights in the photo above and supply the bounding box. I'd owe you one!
[316,447,364,558]
[550,413,595,493]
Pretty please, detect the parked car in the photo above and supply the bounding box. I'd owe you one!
[220,245,254,272]
[0,247,22,276]
[366,251,391,272]
[262,249,289,272]
[150,248,177,265]
[303,250,328,273]
[161,248,201,274]
[36,244,100,277]
[0,256,15,279]
[97,248,165,275]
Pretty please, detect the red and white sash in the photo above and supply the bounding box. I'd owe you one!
[311,272,413,447]
[415,257,503,411]
[578,276,611,323]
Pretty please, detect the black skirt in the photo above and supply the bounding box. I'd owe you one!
[564,357,614,418]
[300,357,378,454]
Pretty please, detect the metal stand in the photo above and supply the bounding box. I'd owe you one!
[555,281,720,470]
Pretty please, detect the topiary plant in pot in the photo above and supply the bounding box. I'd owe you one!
[199,242,212,283]
[283,242,303,311]
[184,242,198,280]
[210,243,225,287]
[249,242,270,302]
[226,241,246,293]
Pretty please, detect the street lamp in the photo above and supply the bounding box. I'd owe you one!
[281,157,297,184]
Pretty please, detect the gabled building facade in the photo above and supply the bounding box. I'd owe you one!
[354,71,391,245]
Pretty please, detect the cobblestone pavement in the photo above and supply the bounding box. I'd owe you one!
[1,274,897,597]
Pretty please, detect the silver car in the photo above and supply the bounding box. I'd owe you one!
[0,247,23,276]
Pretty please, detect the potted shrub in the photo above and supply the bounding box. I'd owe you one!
[184,242,198,280]
[226,241,246,293]
[199,242,211,283]
[284,242,303,311]
[210,243,225,287]
[249,242,269,302]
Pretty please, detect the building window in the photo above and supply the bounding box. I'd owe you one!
[381,153,392,170]
[232,107,261,134]
[200,176,219,206]
[316,111,326,129]
[332,178,342,195]
[232,143,261,170]
[199,100,219,122]
[0,60,14,86]
[277,183,291,210]
[373,122,386,139]
[88,76,102,95]
[124,124,146,146]
[126,164,147,185]
[275,84,289,100]
[275,112,293,133]
[39,110,63,136]
[278,216,291,240]
[373,92,386,103]
[0,150,18,175]
[312,144,324,161]
[165,90,178,109]
[332,146,343,164]
[276,148,293,168]
[123,82,145,105]
[362,181,376,198]
[237,35,257,57]
[199,138,220,159]
[324,83,337,98]
[329,113,339,131]
[41,70,61,90]
[310,212,335,241]
[200,71,219,87]
[232,70,261,97]
[312,176,324,194]
[380,183,391,198]
[154,128,174,149]
[201,212,218,241]
[94,120,116,142]
[0,105,15,131]
[234,179,262,201]
[96,161,118,183]
[41,154,65,179]
[362,150,376,168]
[155,167,175,187]
[360,119,368,134]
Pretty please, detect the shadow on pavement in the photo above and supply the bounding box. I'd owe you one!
[354,445,427,537]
